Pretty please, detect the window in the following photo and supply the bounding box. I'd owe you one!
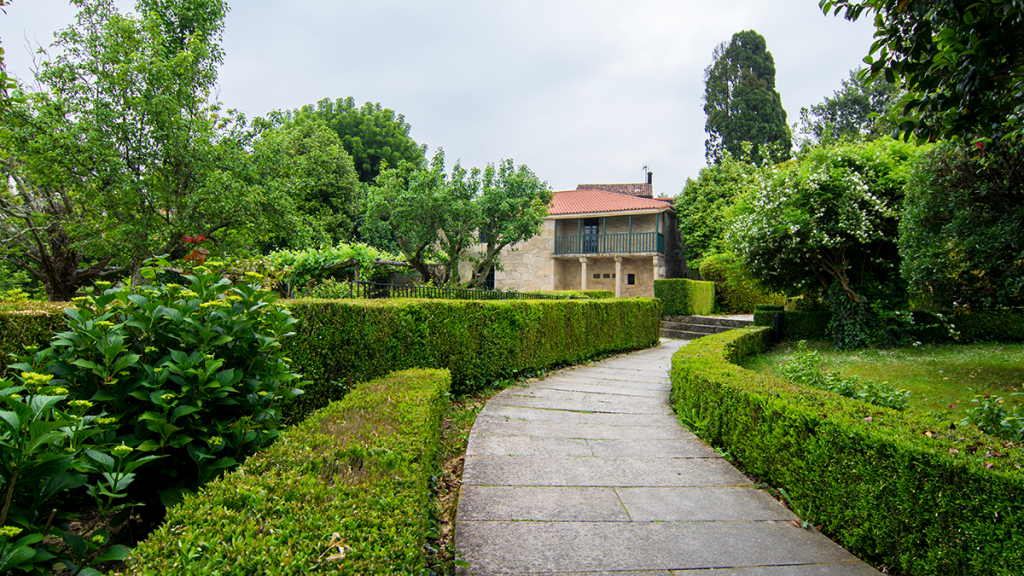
[627,274,635,285]
[602,273,610,278]
[593,273,600,279]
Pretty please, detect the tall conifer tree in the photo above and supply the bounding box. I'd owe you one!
[703,30,791,165]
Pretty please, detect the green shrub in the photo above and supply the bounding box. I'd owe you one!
[0,308,66,377]
[671,328,1024,575]
[913,309,1024,344]
[0,372,137,575]
[698,253,783,314]
[654,279,714,315]
[282,298,661,419]
[754,304,783,313]
[752,310,831,339]
[14,265,304,504]
[126,368,450,575]
[781,342,909,410]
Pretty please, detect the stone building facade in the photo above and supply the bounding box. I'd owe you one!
[462,179,686,297]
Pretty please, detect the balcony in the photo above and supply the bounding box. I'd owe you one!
[554,232,665,256]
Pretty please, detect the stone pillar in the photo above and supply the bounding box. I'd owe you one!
[579,257,589,290]
[614,256,623,298]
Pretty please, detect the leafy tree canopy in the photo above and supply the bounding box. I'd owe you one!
[704,30,792,165]
[675,150,755,268]
[286,97,427,183]
[0,0,312,300]
[797,67,904,148]
[729,138,920,305]
[823,0,1024,143]
[247,114,360,249]
[362,151,550,287]
[900,140,1024,309]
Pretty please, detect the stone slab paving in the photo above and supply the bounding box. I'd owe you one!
[454,339,882,576]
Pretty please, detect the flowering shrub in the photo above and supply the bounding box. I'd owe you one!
[14,261,304,505]
[0,372,134,574]
[728,139,921,348]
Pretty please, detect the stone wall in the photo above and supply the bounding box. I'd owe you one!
[460,220,556,292]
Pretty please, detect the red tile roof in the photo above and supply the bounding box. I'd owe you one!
[549,188,673,216]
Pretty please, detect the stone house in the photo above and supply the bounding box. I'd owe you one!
[463,178,687,297]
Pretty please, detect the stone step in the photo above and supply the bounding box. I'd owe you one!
[660,321,732,335]
[662,315,753,329]
[660,329,708,340]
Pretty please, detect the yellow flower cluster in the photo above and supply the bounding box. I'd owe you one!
[69,400,94,409]
[20,372,53,387]
[199,300,232,310]
[179,290,199,298]
[112,444,134,456]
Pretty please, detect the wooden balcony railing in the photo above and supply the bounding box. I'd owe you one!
[554,232,665,255]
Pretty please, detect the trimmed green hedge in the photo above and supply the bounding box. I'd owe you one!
[654,279,714,316]
[0,299,660,421]
[0,308,67,377]
[752,308,1024,344]
[126,368,450,575]
[671,328,1024,576]
[753,310,831,339]
[283,298,661,418]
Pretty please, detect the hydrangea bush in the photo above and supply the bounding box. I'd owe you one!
[1,260,304,573]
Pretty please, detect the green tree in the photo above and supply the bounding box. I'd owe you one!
[797,67,903,147]
[675,150,755,268]
[823,0,1024,143]
[0,0,303,299]
[466,160,552,288]
[362,152,550,287]
[248,115,360,249]
[362,151,452,283]
[286,97,427,184]
[704,30,792,165]
[900,141,1024,309]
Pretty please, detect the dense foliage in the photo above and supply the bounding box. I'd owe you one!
[0,262,303,573]
[823,0,1024,143]
[362,151,551,286]
[286,97,427,184]
[126,368,449,574]
[675,152,754,267]
[901,141,1024,309]
[729,138,920,347]
[283,297,661,418]
[672,327,1024,575]
[703,30,792,165]
[698,253,783,314]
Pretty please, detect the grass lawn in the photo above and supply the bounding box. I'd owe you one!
[740,340,1024,424]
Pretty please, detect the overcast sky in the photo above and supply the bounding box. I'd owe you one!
[2,0,876,196]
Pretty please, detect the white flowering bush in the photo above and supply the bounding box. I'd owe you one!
[728,139,920,346]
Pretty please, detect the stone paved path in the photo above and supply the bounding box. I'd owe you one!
[454,339,881,575]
